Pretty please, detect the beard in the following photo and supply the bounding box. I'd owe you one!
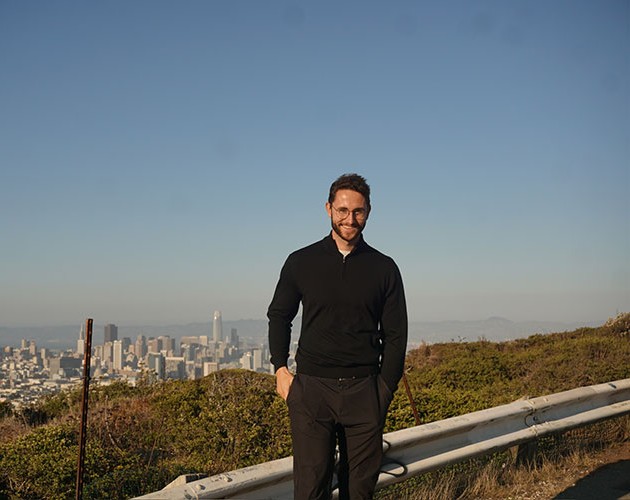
[330,217,366,245]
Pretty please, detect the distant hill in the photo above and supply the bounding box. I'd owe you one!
[0,316,605,350]
[406,317,603,346]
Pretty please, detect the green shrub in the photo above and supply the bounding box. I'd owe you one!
[0,424,77,499]
[0,318,628,498]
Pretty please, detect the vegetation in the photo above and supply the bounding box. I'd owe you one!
[0,314,628,499]
[388,314,630,429]
[375,417,630,500]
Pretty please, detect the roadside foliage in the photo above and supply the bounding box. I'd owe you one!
[0,314,628,499]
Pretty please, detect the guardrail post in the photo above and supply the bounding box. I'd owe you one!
[516,439,538,467]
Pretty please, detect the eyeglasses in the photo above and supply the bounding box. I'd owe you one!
[331,205,368,221]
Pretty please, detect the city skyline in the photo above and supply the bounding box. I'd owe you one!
[0,314,612,354]
[1,2,628,327]
[0,315,273,411]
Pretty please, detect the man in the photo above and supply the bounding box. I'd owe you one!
[268,173,408,499]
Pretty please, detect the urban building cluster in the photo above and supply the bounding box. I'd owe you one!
[0,311,284,411]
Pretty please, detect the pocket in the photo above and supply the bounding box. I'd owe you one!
[286,373,299,405]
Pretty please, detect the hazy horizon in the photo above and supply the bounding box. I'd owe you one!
[0,312,616,330]
[0,315,611,352]
[0,311,612,328]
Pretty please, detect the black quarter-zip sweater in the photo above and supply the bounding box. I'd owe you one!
[268,233,408,392]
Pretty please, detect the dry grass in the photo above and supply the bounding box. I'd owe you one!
[376,416,630,500]
[475,441,630,500]
[0,415,30,444]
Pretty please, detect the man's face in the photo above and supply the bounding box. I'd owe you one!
[326,189,370,245]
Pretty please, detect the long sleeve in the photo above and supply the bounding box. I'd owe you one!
[379,263,408,392]
[267,257,302,372]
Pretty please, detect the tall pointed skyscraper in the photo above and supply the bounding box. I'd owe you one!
[77,323,85,356]
[213,311,223,343]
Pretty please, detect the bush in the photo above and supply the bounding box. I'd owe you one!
[0,318,628,498]
[150,369,291,474]
[0,424,77,499]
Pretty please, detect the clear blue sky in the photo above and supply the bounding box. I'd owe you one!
[1,1,628,327]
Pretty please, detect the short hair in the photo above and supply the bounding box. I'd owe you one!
[328,173,371,209]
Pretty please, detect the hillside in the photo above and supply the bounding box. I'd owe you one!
[389,312,630,429]
[0,314,628,499]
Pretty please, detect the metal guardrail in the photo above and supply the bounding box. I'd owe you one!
[134,378,630,499]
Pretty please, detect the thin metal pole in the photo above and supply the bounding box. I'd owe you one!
[76,318,93,500]
[402,372,421,426]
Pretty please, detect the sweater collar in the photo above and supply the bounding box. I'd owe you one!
[324,232,367,256]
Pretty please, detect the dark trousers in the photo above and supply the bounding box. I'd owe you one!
[287,373,393,500]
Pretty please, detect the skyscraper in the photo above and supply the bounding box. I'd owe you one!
[104,323,118,344]
[113,340,123,371]
[229,328,239,347]
[147,352,165,379]
[77,324,85,356]
[135,335,147,359]
[213,311,222,343]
